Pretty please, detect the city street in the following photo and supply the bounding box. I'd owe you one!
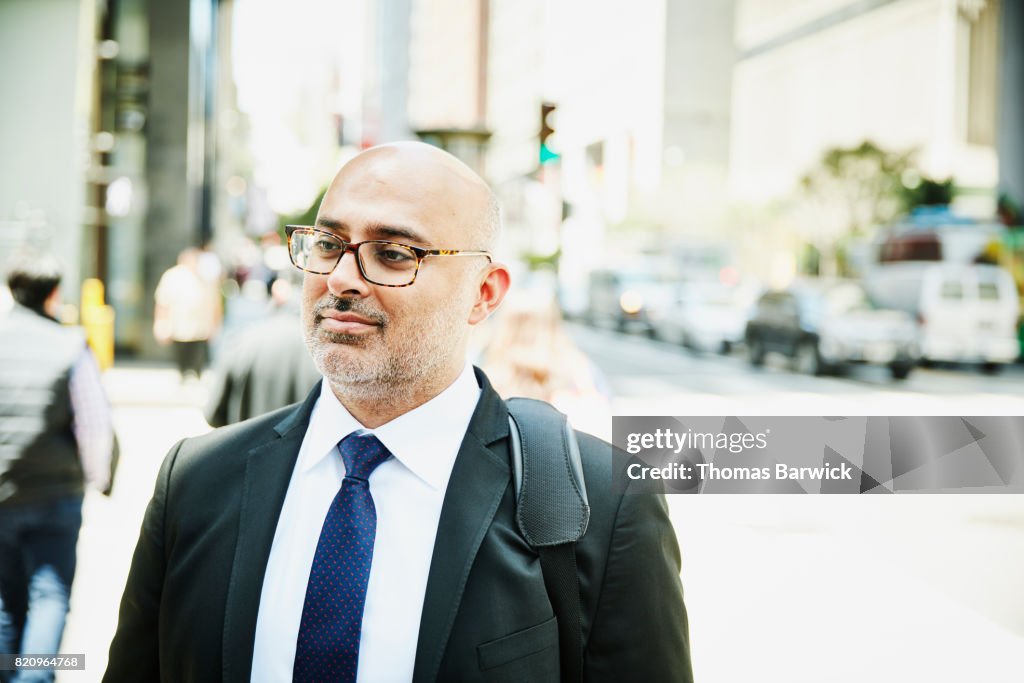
[7,0,1024,680]
[56,340,1024,682]
[570,322,1024,417]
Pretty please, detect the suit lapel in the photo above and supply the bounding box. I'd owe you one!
[221,383,321,683]
[412,372,511,683]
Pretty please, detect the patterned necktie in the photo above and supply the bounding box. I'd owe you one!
[293,432,392,682]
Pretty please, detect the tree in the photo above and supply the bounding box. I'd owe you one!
[281,188,327,237]
[798,141,916,274]
[903,177,954,208]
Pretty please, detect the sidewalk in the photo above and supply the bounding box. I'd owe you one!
[672,495,1024,682]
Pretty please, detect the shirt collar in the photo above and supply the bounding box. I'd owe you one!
[300,364,482,490]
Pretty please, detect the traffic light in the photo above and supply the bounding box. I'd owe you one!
[539,102,559,165]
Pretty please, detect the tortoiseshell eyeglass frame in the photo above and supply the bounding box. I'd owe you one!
[284,225,493,287]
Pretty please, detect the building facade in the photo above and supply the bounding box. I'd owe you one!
[730,0,1006,210]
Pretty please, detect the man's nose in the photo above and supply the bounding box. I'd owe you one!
[326,246,370,297]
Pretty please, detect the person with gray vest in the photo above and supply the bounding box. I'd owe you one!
[0,253,114,682]
[205,278,321,428]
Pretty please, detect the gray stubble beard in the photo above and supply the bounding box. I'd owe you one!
[303,294,468,407]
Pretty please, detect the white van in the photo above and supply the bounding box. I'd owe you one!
[864,263,1019,370]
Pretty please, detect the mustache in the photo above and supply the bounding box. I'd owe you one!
[313,295,388,326]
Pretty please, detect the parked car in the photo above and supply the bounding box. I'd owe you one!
[863,262,1019,372]
[586,269,675,335]
[745,280,919,379]
[651,281,754,353]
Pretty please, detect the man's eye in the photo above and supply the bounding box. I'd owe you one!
[378,248,414,262]
[314,240,341,252]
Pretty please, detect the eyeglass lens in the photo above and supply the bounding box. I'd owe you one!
[289,230,419,285]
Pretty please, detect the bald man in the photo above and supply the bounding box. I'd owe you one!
[104,143,691,683]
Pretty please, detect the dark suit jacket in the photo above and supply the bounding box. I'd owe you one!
[104,369,692,682]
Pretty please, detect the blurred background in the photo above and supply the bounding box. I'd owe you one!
[2,0,1024,681]
[3,0,1024,388]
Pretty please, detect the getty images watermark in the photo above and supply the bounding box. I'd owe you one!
[611,416,1024,494]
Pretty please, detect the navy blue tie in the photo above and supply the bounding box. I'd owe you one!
[293,432,391,682]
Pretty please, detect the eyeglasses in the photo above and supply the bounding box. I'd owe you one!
[284,225,492,287]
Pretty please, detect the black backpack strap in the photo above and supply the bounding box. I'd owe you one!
[507,398,590,683]
[537,545,583,683]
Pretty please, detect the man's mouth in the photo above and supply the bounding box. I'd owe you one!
[317,311,380,335]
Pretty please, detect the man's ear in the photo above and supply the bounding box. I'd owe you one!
[468,262,511,326]
[44,286,62,319]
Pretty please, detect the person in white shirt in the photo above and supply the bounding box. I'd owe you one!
[153,248,222,381]
[105,142,692,683]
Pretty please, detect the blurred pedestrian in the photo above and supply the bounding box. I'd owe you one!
[205,278,320,427]
[480,289,612,439]
[219,278,272,344]
[152,248,222,381]
[0,253,114,682]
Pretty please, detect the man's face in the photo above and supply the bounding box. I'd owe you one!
[300,147,491,402]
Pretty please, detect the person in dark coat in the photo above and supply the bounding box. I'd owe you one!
[205,279,321,427]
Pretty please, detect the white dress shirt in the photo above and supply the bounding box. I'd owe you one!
[251,363,481,682]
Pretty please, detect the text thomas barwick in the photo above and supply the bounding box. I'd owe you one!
[626,461,853,481]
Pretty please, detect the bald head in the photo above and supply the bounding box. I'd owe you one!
[301,141,512,425]
[322,141,500,251]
